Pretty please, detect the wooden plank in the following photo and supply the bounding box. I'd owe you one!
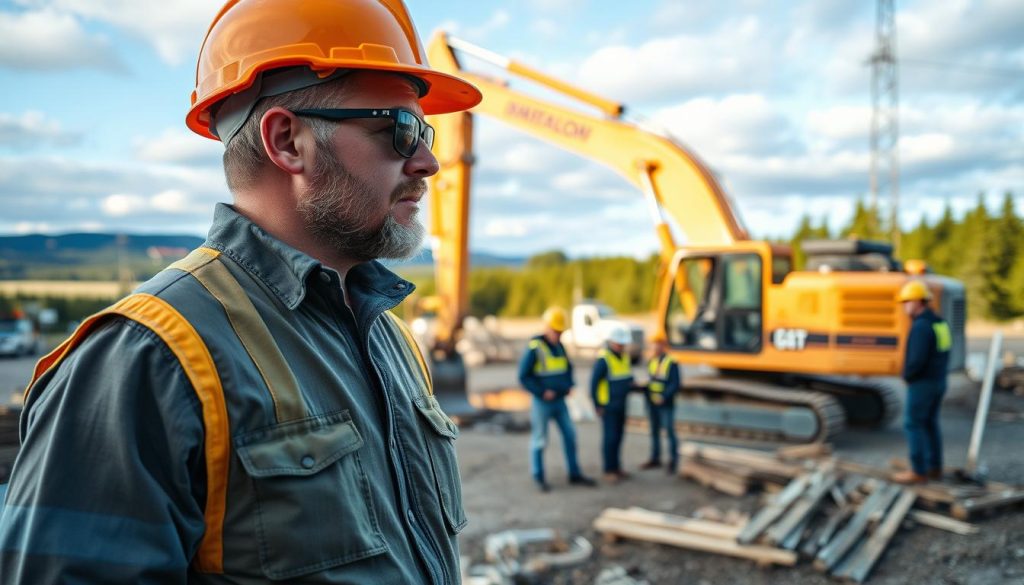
[680,442,805,478]
[777,442,832,460]
[605,508,742,540]
[836,489,917,583]
[593,516,797,566]
[908,510,979,535]
[814,483,900,572]
[780,513,813,551]
[765,472,837,546]
[736,474,812,545]
[951,489,1024,520]
[679,460,750,497]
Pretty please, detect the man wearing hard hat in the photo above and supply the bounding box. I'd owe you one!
[518,307,597,492]
[640,331,681,474]
[1,2,481,583]
[591,325,636,483]
[893,280,952,485]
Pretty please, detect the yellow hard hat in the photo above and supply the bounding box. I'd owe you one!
[649,330,667,344]
[187,0,482,141]
[898,280,932,303]
[542,306,568,332]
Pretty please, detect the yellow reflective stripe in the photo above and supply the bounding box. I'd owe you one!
[386,311,433,395]
[26,293,229,574]
[171,248,306,423]
[597,379,609,405]
[599,349,632,380]
[647,355,673,393]
[933,321,952,352]
[531,339,568,375]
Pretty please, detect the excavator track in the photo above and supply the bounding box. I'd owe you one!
[789,375,902,429]
[628,376,846,444]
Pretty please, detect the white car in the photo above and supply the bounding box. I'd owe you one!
[0,318,40,357]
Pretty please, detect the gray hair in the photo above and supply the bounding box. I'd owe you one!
[222,77,353,192]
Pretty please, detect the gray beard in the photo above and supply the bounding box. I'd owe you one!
[298,145,425,262]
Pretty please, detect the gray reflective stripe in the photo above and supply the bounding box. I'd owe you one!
[170,248,306,423]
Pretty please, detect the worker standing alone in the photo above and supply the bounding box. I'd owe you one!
[518,307,597,492]
[640,332,680,474]
[591,325,635,483]
[893,280,951,485]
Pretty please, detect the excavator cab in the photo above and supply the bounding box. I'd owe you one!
[666,249,768,355]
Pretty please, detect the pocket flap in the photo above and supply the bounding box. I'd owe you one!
[413,395,459,439]
[235,411,363,478]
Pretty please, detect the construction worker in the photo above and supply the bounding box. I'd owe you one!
[893,280,952,485]
[640,331,680,474]
[0,2,482,583]
[591,325,635,482]
[518,306,597,492]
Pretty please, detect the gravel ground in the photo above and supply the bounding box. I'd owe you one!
[455,370,1024,585]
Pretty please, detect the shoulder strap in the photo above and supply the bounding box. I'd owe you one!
[25,292,229,574]
[169,247,306,422]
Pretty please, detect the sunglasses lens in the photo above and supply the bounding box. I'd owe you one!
[422,124,434,151]
[395,111,418,157]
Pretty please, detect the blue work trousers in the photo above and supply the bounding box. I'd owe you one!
[600,405,627,473]
[648,402,678,470]
[530,398,582,482]
[904,382,946,475]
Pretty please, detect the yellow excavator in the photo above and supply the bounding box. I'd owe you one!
[423,33,966,442]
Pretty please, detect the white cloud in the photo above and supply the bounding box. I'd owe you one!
[0,111,80,148]
[134,128,222,165]
[17,0,217,66]
[460,9,511,43]
[806,106,871,142]
[151,189,190,213]
[0,9,124,71]
[102,193,146,217]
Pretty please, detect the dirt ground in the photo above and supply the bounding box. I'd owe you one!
[455,338,1024,585]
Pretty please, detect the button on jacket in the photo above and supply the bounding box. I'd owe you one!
[0,204,466,584]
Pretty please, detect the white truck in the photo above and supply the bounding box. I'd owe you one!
[0,316,41,358]
[561,301,645,361]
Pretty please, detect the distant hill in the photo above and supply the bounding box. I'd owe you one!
[0,233,524,281]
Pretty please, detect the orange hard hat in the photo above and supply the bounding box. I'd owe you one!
[187,0,482,141]
[649,331,667,344]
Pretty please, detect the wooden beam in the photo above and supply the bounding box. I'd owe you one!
[765,472,837,546]
[908,510,979,535]
[951,489,1024,520]
[776,442,832,461]
[814,483,900,572]
[603,508,742,540]
[737,474,811,545]
[681,442,805,479]
[593,516,797,566]
[679,460,750,497]
[835,489,917,583]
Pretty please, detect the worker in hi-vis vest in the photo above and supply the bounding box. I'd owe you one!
[590,325,636,483]
[640,331,680,474]
[893,280,952,485]
[518,307,597,492]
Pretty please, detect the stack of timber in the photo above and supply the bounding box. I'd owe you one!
[678,441,1024,520]
[644,441,1022,582]
[593,507,797,567]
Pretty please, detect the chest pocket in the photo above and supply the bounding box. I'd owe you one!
[235,410,387,580]
[413,394,467,534]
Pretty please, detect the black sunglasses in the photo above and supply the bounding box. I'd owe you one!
[291,108,434,158]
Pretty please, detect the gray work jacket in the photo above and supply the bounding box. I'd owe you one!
[0,204,466,584]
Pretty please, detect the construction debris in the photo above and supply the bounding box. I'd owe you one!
[463,528,593,584]
[593,441,1024,584]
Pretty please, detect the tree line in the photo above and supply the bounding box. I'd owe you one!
[408,192,1023,322]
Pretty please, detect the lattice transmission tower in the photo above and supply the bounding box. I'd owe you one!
[869,0,900,249]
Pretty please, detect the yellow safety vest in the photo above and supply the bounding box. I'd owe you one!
[596,349,631,406]
[647,354,675,394]
[933,321,952,352]
[528,338,569,376]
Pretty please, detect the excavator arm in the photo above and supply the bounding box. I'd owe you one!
[425,32,748,352]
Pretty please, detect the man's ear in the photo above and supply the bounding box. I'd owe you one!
[260,107,308,175]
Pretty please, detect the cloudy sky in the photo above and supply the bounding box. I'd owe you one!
[1,0,1021,259]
